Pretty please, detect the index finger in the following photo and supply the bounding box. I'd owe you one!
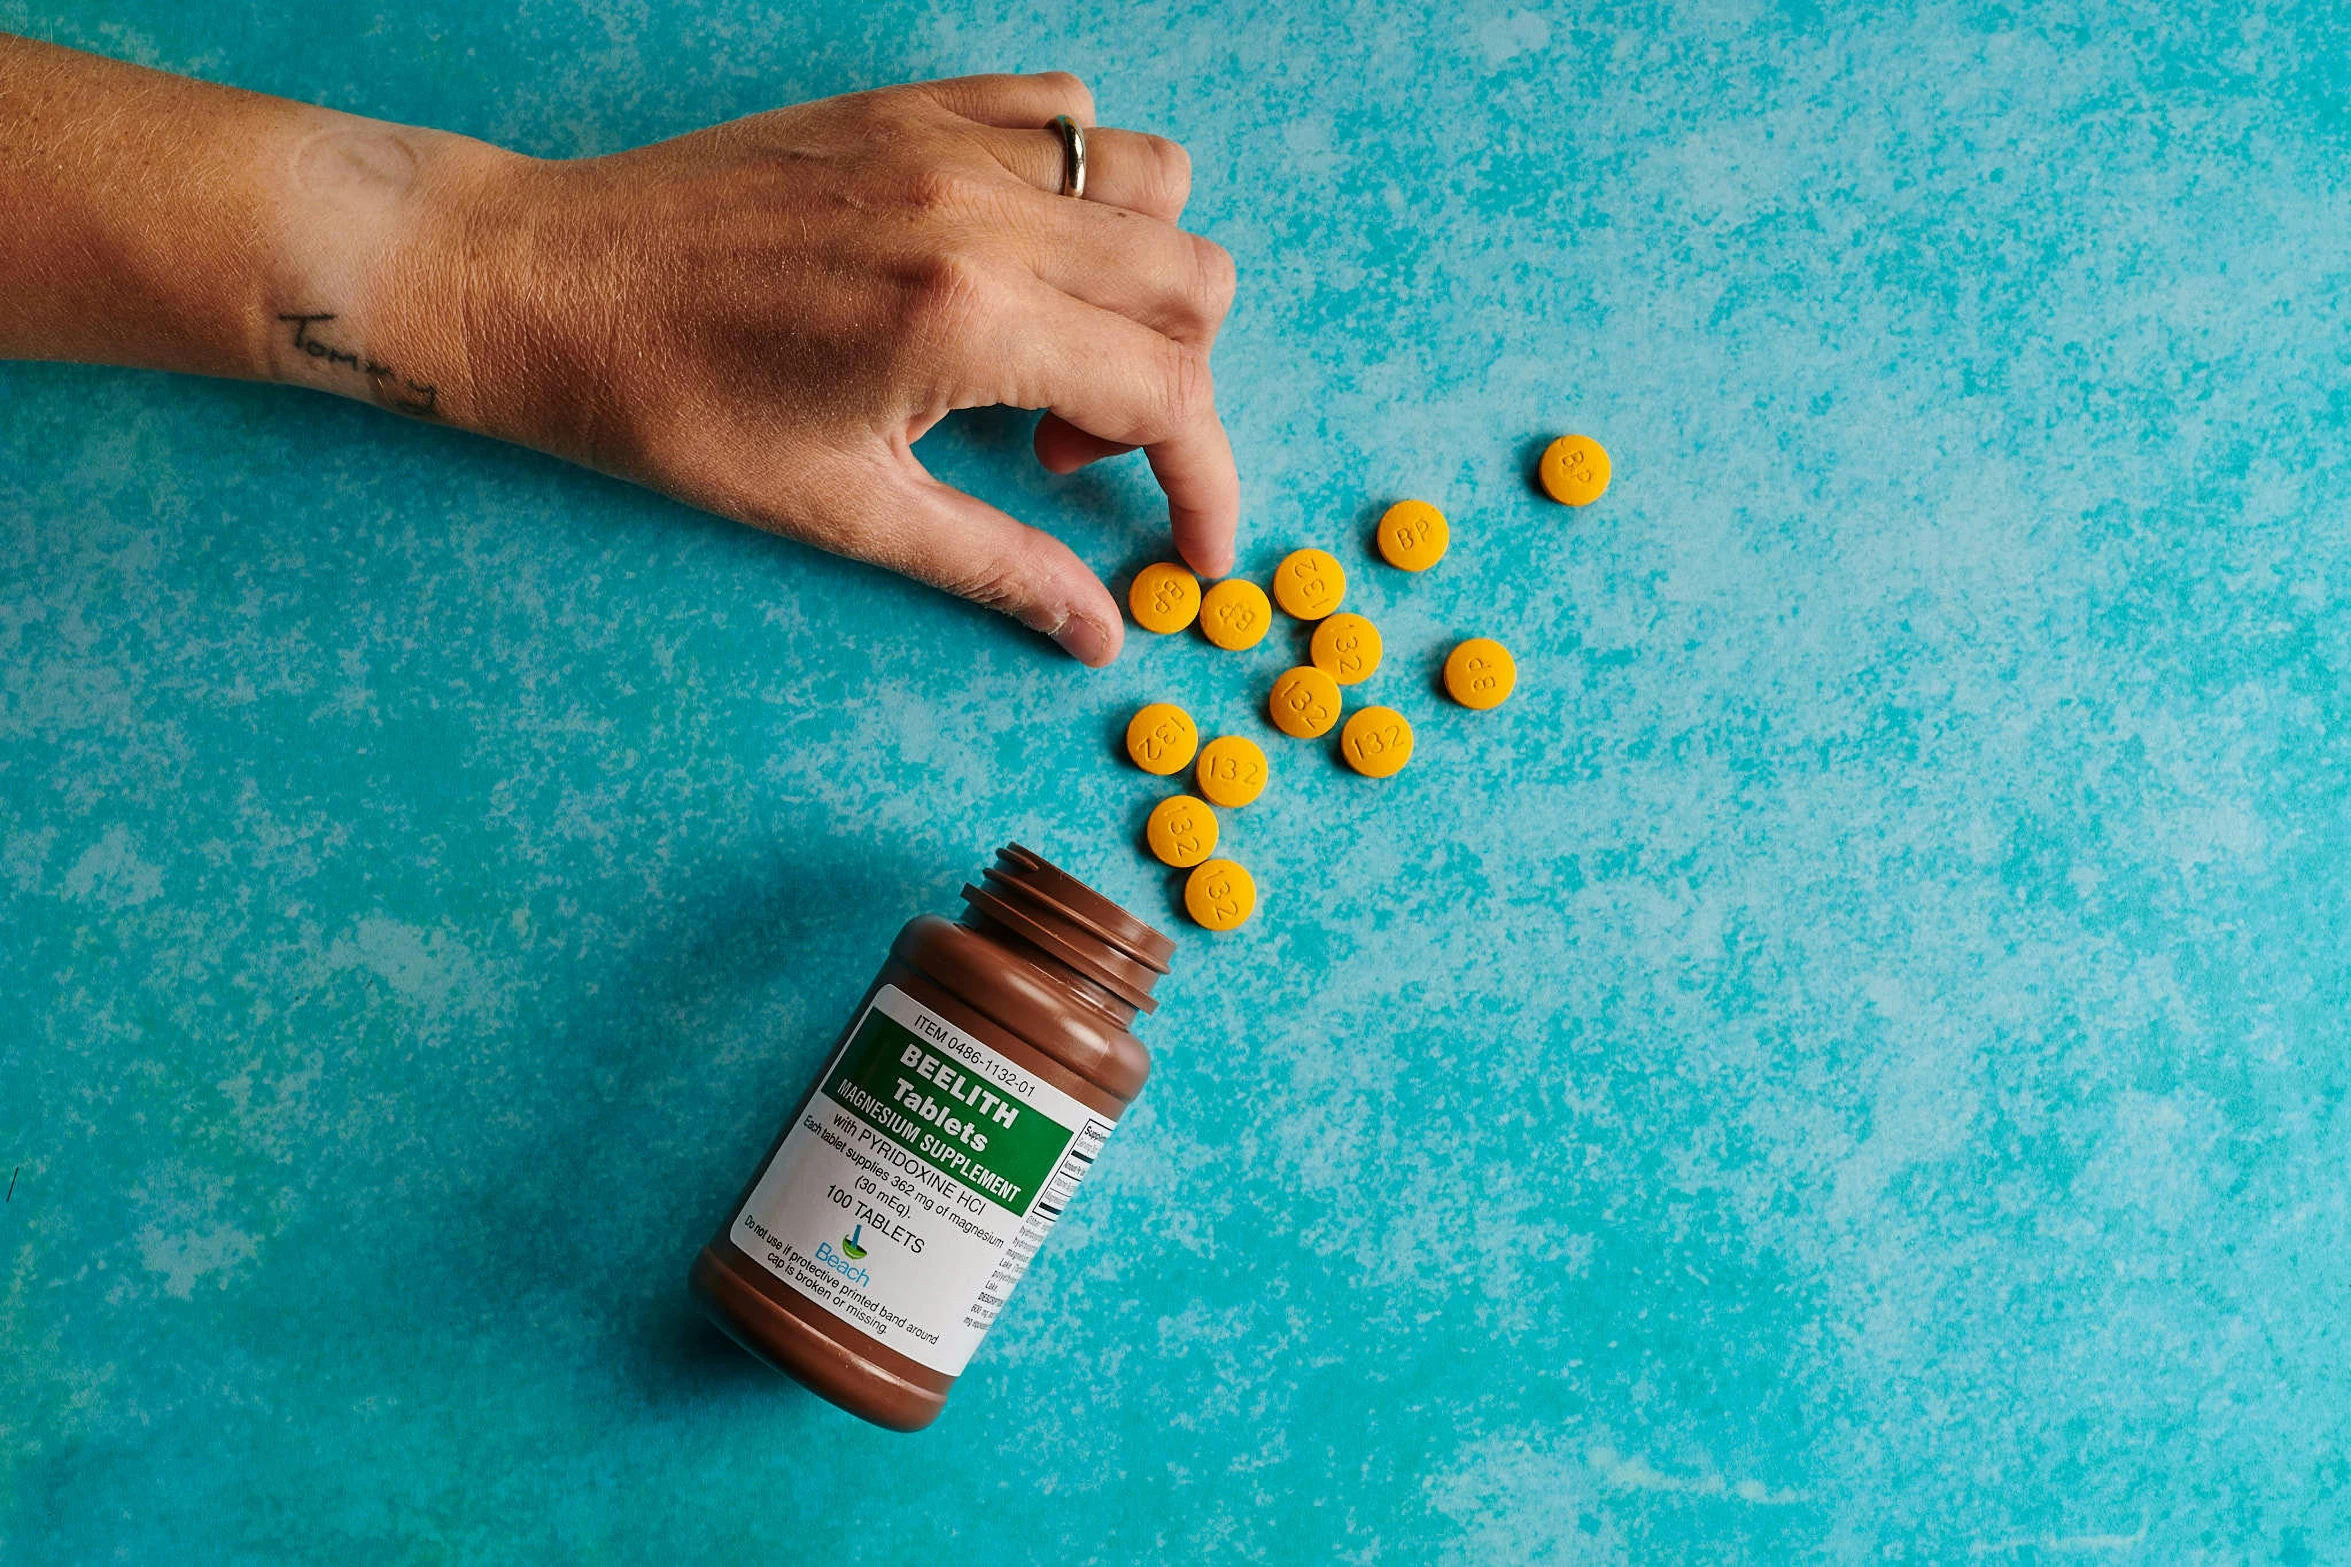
[975,285,1241,580]
[1145,415,1238,578]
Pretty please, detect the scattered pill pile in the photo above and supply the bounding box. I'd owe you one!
[1120,434,1612,929]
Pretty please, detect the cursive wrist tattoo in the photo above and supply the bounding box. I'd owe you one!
[276,311,438,417]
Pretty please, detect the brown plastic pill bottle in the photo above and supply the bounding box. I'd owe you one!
[690,844,1175,1431]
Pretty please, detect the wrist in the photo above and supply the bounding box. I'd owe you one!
[260,113,531,432]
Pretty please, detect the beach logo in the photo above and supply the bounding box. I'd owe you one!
[840,1224,869,1260]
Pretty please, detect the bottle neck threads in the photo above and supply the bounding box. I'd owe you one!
[958,844,1174,1018]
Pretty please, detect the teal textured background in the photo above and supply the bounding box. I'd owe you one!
[6,0,2351,1559]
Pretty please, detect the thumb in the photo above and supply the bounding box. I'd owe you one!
[860,458,1126,668]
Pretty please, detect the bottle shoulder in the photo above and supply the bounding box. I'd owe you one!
[890,915,1152,1105]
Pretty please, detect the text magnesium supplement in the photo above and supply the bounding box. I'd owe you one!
[1444,638,1517,710]
[1195,735,1269,808]
[1538,435,1611,506]
[692,846,1175,1431]
[1184,857,1257,930]
[1310,613,1383,686]
[1376,500,1449,571]
[1199,579,1273,650]
[1268,665,1343,739]
[1145,794,1219,867]
[1128,563,1202,634]
[1272,548,1347,621]
[1126,702,1199,775]
[1340,706,1415,777]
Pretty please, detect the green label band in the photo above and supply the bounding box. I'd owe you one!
[822,1008,1076,1218]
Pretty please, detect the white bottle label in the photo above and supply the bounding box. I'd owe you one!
[730,984,1117,1376]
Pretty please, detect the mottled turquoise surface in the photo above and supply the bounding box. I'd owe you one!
[7,0,2351,1560]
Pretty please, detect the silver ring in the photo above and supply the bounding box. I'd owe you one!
[1047,113,1087,200]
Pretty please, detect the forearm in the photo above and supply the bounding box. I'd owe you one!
[0,48,1239,663]
[0,32,509,422]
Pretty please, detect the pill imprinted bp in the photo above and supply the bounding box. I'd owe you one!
[1376,501,1448,572]
[1126,703,1199,774]
[1309,613,1382,686]
[1200,580,1273,650]
[1129,563,1202,633]
[1146,794,1219,867]
[1443,639,1516,709]
[1538,436,1611,506]
[1196,735,1269,808]
[1268,666,1343,739]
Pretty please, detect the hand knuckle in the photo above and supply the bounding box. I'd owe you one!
[903,165,969,216]
[1160,344,1212,430]
[948,550,1035,613]
[1146,134,1193,203]
[1190,235,1237,313]
[1040,71,1095,116]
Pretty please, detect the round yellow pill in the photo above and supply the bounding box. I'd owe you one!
[1444,638,1517,710]
[1125,702,1198,775]
[1539,435,1612,506]
[1339,706,1414,778]
[1128,563,1201,634]
[1309,612,1383,686]
[1267,665,1343,739]
[1199,579,1272,650]
[1195,735,1269,808]
[1271,548,1346,621]
[1145,794,1218,868]
[1183,857,1257,931]
[1377,501,1449,571]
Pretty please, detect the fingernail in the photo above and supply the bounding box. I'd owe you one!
[1052,614,1116,668]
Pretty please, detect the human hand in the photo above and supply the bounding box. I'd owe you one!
[342,73,1238,666]
[5,45,1239,661]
